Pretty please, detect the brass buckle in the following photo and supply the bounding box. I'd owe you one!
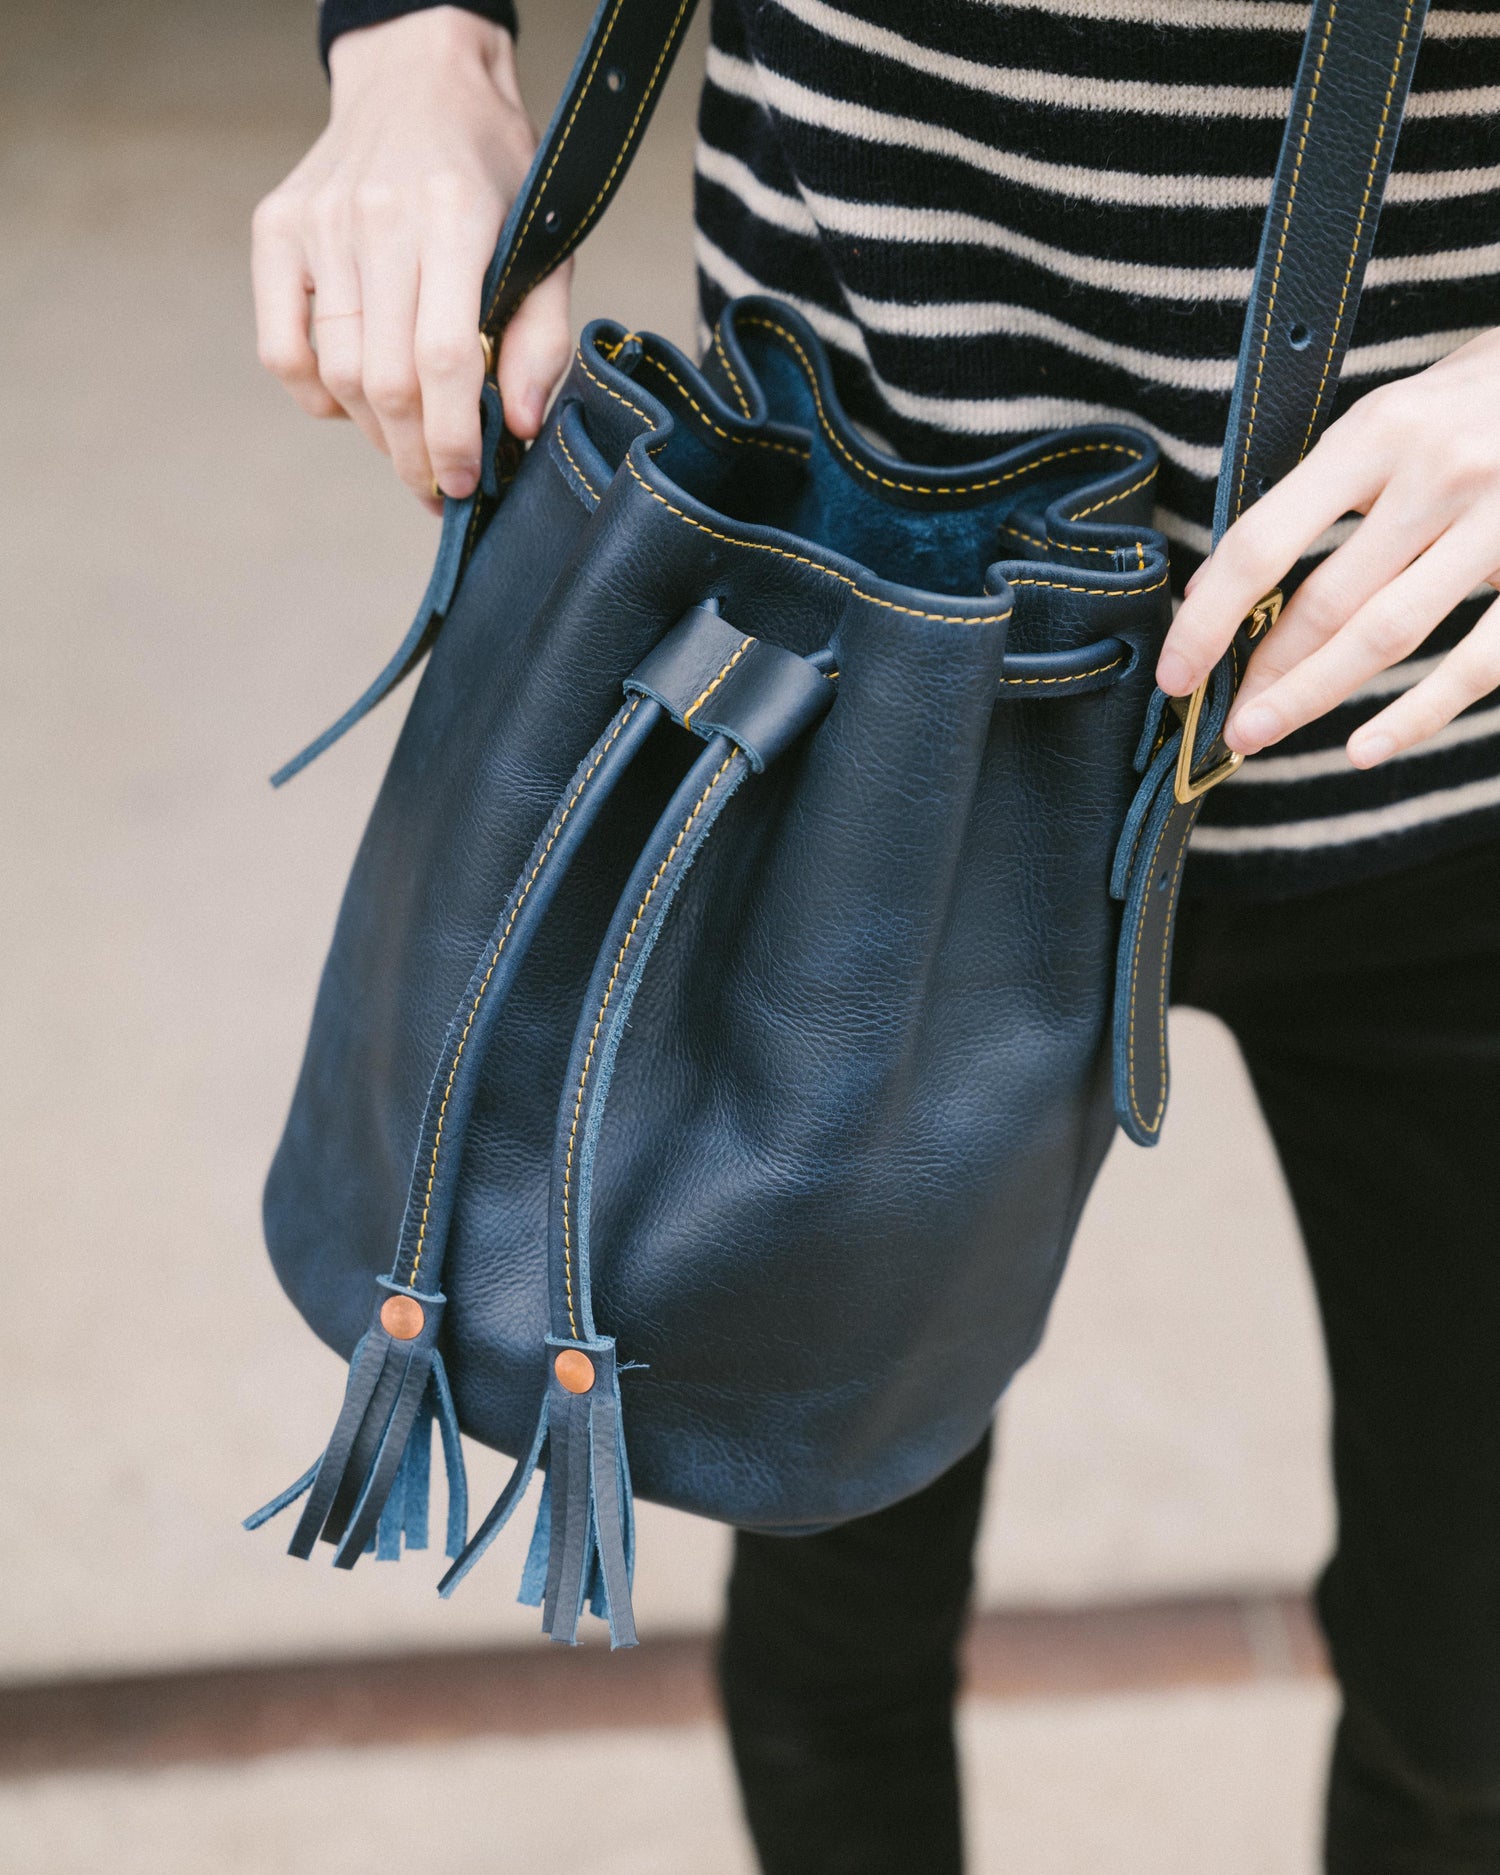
[1171,588,1282,806]
[480,330,496,381]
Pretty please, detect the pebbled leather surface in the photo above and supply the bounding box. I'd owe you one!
[265,303,1172,1529]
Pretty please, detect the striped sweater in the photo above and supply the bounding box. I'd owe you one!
[324,0,1500,895]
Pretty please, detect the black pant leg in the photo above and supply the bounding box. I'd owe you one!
[718,1427,992,1875]
[1176,840,1500,1874]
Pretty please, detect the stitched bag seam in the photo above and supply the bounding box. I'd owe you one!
[634,350,811,458]
[999,521,1114,558]
[998,654,1125,688]
[682,636,754,725]
[1126,801,1192,1136]
[624,457,1162,616]
[561,751,738,1337]
[553,420,602,504]
[712,328,754,417]
[738,314,1142,498]
[406,698,642,1289]
[573,344,1161,611]
[1300,1,1417,452]
[1230,1,1335,521]
[1068,465,1156,521]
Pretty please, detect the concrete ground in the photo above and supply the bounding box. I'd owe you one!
[0,1682,1337,1875]
[1,0,1336,1867]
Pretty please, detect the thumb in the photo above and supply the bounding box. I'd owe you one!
[495,261,575,440]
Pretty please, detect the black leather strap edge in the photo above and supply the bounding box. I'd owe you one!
[1215,0,1427,536]
[478,0,702,344]
[1112,0,1430,1146]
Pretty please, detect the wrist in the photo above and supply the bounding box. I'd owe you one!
[323,4,518,89]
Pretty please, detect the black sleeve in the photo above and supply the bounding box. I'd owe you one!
[319,0,518,71]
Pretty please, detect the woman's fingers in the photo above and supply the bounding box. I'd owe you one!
[1157,417,1385,696]
[252,15,556,506]
[1349,587,1500,766]
[1224,523,1500,753]
[414,192,498,497]
[1140,326,1500,756]
[250,200,343,420]
[357,220,433,497]
[303,221,387,454]
[1230,488,1443,714]
[497,261,575,441]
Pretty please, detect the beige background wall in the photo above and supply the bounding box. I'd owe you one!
[1,0,1330,1684]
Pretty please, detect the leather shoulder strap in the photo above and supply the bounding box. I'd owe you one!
[1113,0,1429,1147]
[1214,0,1427,541]
[478,0,703,348]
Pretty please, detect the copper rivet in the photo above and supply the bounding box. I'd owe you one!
[380,1295,426,1341]
[555,1349,596,1395]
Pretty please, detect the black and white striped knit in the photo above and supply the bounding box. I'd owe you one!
[692,0,1500,895]
[325,0,1500,896]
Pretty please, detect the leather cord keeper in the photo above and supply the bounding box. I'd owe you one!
[625,604,834,771]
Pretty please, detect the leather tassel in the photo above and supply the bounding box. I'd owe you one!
[375,1387,432,1560]
[436,1394,549,1599]
[244,1281,467,1568]
[436,1336,638,1649]
[537,1336,637,1649]
[371,1351,469,1561]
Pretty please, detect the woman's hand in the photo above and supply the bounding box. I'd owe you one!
[251,6,572,513]
[1156,325,1500,768]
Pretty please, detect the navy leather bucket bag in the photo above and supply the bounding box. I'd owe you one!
[249,0,1427,1647]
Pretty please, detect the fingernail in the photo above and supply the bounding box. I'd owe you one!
[1226,702,1276,751]
[1156,649,1193,695]
[1349,730,1395,769]
[439,465,480,500]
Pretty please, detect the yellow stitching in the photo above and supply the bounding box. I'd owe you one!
[635,351,810,459]
[737,316,1142,497]
[1010,573,1168,597]
[577,344,1159,611]
[576,341,805,460]
[553,418,600,500]
[682,636,753,726]
[1125,800,1192,1137]
[485,0,634,325]
[576,346,658,430]
[407,699,642,1288]
[624,457,1007,622]
[561,752,738,1335]
[1069,466,1156,520]
[997,655,1125,688]
[998,521,1113,558]
[996,460,1154,556]
[713,328,753,418]
[623,458,1157,611]
[1231,1,1335,521]
[1300,1,1416,453]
